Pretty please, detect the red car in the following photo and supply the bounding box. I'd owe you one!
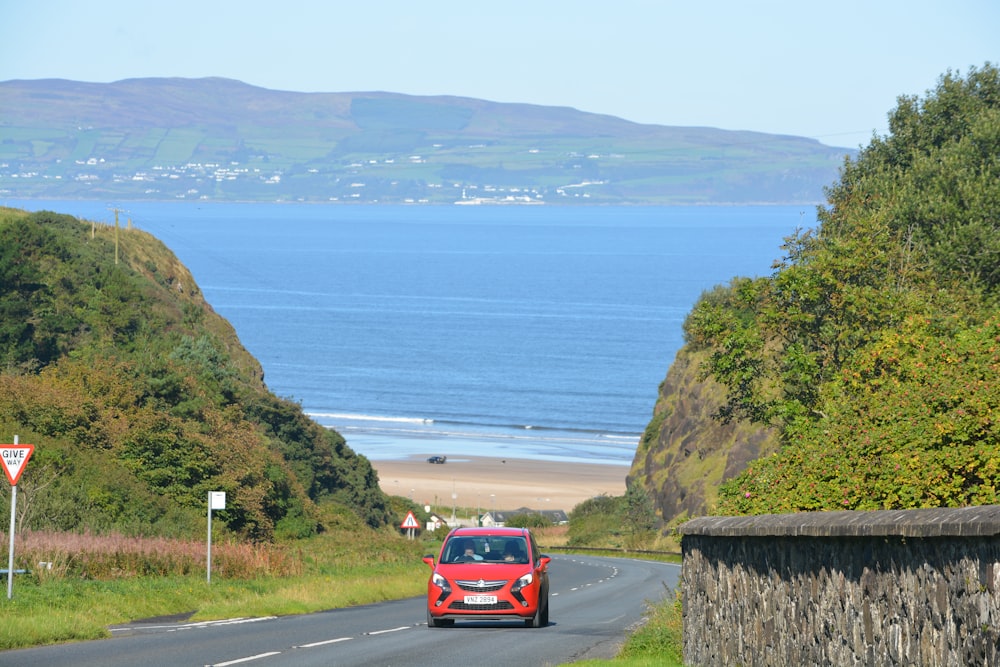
[423,526,551,628]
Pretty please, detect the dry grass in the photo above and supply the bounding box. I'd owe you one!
[0,527,431,650]
[3,530,302,580]
[533,524,570,546]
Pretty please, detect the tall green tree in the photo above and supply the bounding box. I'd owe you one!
[684,64,1000,513]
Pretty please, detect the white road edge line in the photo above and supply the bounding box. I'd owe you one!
[297,637,353,648]
[366,626,411,635]
[110,616,276,633]
[213,617,278,626]
[207,651,281,667]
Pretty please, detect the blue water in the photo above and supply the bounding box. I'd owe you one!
[6,200,812,465]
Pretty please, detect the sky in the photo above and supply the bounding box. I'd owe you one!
[1,1,996,149]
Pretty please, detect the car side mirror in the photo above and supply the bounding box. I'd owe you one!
[422,555,435,568]
[538,556,551,569]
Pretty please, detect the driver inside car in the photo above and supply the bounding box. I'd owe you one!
[458,539,483,561]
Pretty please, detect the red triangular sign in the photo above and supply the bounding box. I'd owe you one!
[401,511,420,529]
[1,444,34,486]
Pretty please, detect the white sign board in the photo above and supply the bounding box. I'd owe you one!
[209,491,226,510]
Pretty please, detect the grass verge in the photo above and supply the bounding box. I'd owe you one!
[0,529,429,650]
[572,588,685,667]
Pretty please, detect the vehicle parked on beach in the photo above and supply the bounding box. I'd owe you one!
[426,455,447,464]
[423,526,550,628]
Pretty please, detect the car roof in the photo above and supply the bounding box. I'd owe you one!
[447,526,529,538]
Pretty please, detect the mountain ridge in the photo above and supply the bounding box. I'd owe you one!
[0,77,853,205]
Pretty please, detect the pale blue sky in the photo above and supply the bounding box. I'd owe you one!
[1,1,996,148]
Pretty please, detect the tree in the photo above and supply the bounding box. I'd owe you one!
[622,481,657,535]
[685,64,1000,514]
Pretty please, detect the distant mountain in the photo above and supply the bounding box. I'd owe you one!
[0,77,853,205]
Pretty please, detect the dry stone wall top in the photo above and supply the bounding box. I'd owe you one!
[680,504,1000,538]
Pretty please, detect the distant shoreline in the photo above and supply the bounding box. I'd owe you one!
[4,197,824,208]
[371,454,628,512]
[339,425,637,470]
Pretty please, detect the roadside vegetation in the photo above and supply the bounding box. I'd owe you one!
[558,491,684,666]
[0,206,392,543]
[573,593,684,667]
[0,519,429,650]
[676,64,1000,515]
[565,483,675,552]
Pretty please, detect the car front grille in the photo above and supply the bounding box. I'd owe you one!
[449,600,516,611]
[455,579,508,593]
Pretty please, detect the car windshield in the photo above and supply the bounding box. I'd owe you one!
[443,536,528,564]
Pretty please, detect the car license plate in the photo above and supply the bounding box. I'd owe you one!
[464,595,497,605]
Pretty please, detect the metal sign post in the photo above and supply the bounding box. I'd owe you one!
[2,436,35,600]
[401,511,420,540]
[207,491,226,584]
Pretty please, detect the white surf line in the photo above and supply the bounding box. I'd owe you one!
[207,652,281,667]
[296,636,353,648]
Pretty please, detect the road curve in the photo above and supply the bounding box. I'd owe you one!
[0,556,680,667]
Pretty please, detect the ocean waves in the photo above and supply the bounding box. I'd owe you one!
[307,411,639,466]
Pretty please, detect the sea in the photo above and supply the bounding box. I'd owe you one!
[5,200,815,466]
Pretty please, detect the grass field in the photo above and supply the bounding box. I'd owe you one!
[0,528,428,650]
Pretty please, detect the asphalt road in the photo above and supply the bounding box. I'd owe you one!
[0,556,680,667]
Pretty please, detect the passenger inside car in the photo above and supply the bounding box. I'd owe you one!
[502,540,526,563]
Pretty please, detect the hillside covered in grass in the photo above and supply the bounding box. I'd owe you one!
[0,77,852,205]
[632,64,1000,521]
[0,207,391,540]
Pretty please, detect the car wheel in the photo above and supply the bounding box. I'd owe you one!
[526,602,545,628]
[427,608,445,628]
[540,596,549,626]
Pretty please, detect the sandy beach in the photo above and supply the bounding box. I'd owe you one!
[371,454,629,514]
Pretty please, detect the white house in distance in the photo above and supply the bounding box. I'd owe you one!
[426,511,449,531]
[480,508,569,527]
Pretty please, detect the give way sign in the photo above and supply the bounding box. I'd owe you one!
[1,444,34,486]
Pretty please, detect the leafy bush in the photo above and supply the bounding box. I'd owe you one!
[504,512,550,528]
[683,64,1000,514]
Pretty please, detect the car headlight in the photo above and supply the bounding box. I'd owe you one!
[431,572,451,592]
[511,572,534,593]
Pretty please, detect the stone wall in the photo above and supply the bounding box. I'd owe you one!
[680,505,1000,666]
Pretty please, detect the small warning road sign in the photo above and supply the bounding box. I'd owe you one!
[400,511,420,529]
[0,444,34,486]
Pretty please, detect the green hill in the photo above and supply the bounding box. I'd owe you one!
[631,63,1000,522]
[0,207,390,539]
[0,77,852,205]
